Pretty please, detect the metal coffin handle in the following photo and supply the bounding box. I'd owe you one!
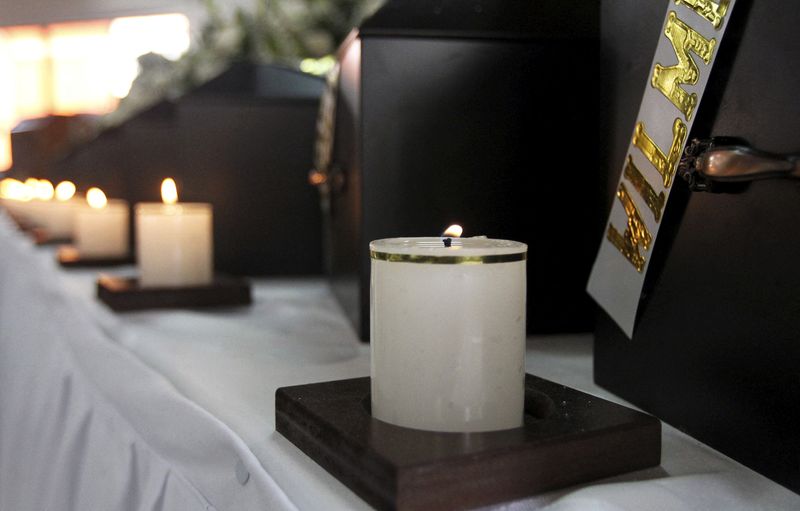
[678,138,800,192]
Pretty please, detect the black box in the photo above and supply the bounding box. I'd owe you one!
[595,0,800,493]
[9,114,97,178]
[54,63,325,276]
[316,0,602,340]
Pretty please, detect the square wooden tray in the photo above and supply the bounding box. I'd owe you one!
[276,374,661,510]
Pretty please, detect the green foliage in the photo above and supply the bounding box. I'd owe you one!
[107,0,380,126]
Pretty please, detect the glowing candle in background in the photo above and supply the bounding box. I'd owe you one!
[21,179,55,232]
[74,187,129,258]
[17,179,80,240]
[34,179,55,201]
[0,178,34,224]
[370,226,528,433]
[54,181,76,202]
[135,178,213,287]
[45,180,81,239]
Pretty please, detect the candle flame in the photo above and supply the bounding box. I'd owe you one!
[1,178,34,201]
[35,179,55,201]
[55,181,76,201]
[442,224,463,238]
[0,178,20,199]
[86,187,107,209]
[161,178,178,205]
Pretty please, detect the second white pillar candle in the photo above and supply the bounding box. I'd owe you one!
[135,202,213,288]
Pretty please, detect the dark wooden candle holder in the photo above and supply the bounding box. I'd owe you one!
[276,375,661,511]
[97,274,252,312]
[57,245,133,268]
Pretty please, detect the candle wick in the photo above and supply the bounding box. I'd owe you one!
[443,237,452,248]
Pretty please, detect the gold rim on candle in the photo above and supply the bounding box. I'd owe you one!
[370,250,526,265]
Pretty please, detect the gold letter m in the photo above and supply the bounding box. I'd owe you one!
[651,11,716,120]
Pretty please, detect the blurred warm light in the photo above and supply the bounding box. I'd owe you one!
[108,14,190,98]
[0,31,20,171]
[0,178,12,197]
[2,26,49,121]
[0,136,10,171]
[308,170,327,186]
[34,178,54,200]
[110,14,189,60]
[0,178,34,201]
[49,21,115,116]
[443,224,464,238]
[161,178,178,205]
[0,13,190,170]
[86,187,107,209]
[0,177,20,198]
[54,180,76,201]
[300,56,337,76]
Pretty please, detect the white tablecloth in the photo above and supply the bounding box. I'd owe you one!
[0,211,797,511]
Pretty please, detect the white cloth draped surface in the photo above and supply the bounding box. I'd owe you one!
[0,211,797,511]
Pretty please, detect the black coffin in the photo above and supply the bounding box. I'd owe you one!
[55,63,325,276]
[595,0,800,493]
[317,0,602,340]
[9,115,97,179]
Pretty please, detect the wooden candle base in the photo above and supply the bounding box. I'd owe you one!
[97,274,252,312]
[276,375,661,511]
[57,245,133,268]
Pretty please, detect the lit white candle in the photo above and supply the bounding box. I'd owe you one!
[0,178,35,223]
[22,178,56,230]
[370,227,527,432]
[135,178,213,288]
[9,179,78,238]
[45,181,81,239]
[75,187,129,258]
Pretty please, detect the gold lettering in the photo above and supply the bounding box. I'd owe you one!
[632,119,687,188]
[675,0,730,29]
[651,12,716,120]
[607,183,652,273]
[623,156,666,222]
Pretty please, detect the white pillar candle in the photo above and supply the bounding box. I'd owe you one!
[7,179,76,238]
[22,179,56,230]
[75,188,129,258]
[44,200,81,239]
[45,181,80,239]
[370,235,527,433]
[0,178,36,226]
[135,178,213,288]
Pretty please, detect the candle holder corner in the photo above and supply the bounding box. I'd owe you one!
[57,245,134,268]
[96,274,252,312]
